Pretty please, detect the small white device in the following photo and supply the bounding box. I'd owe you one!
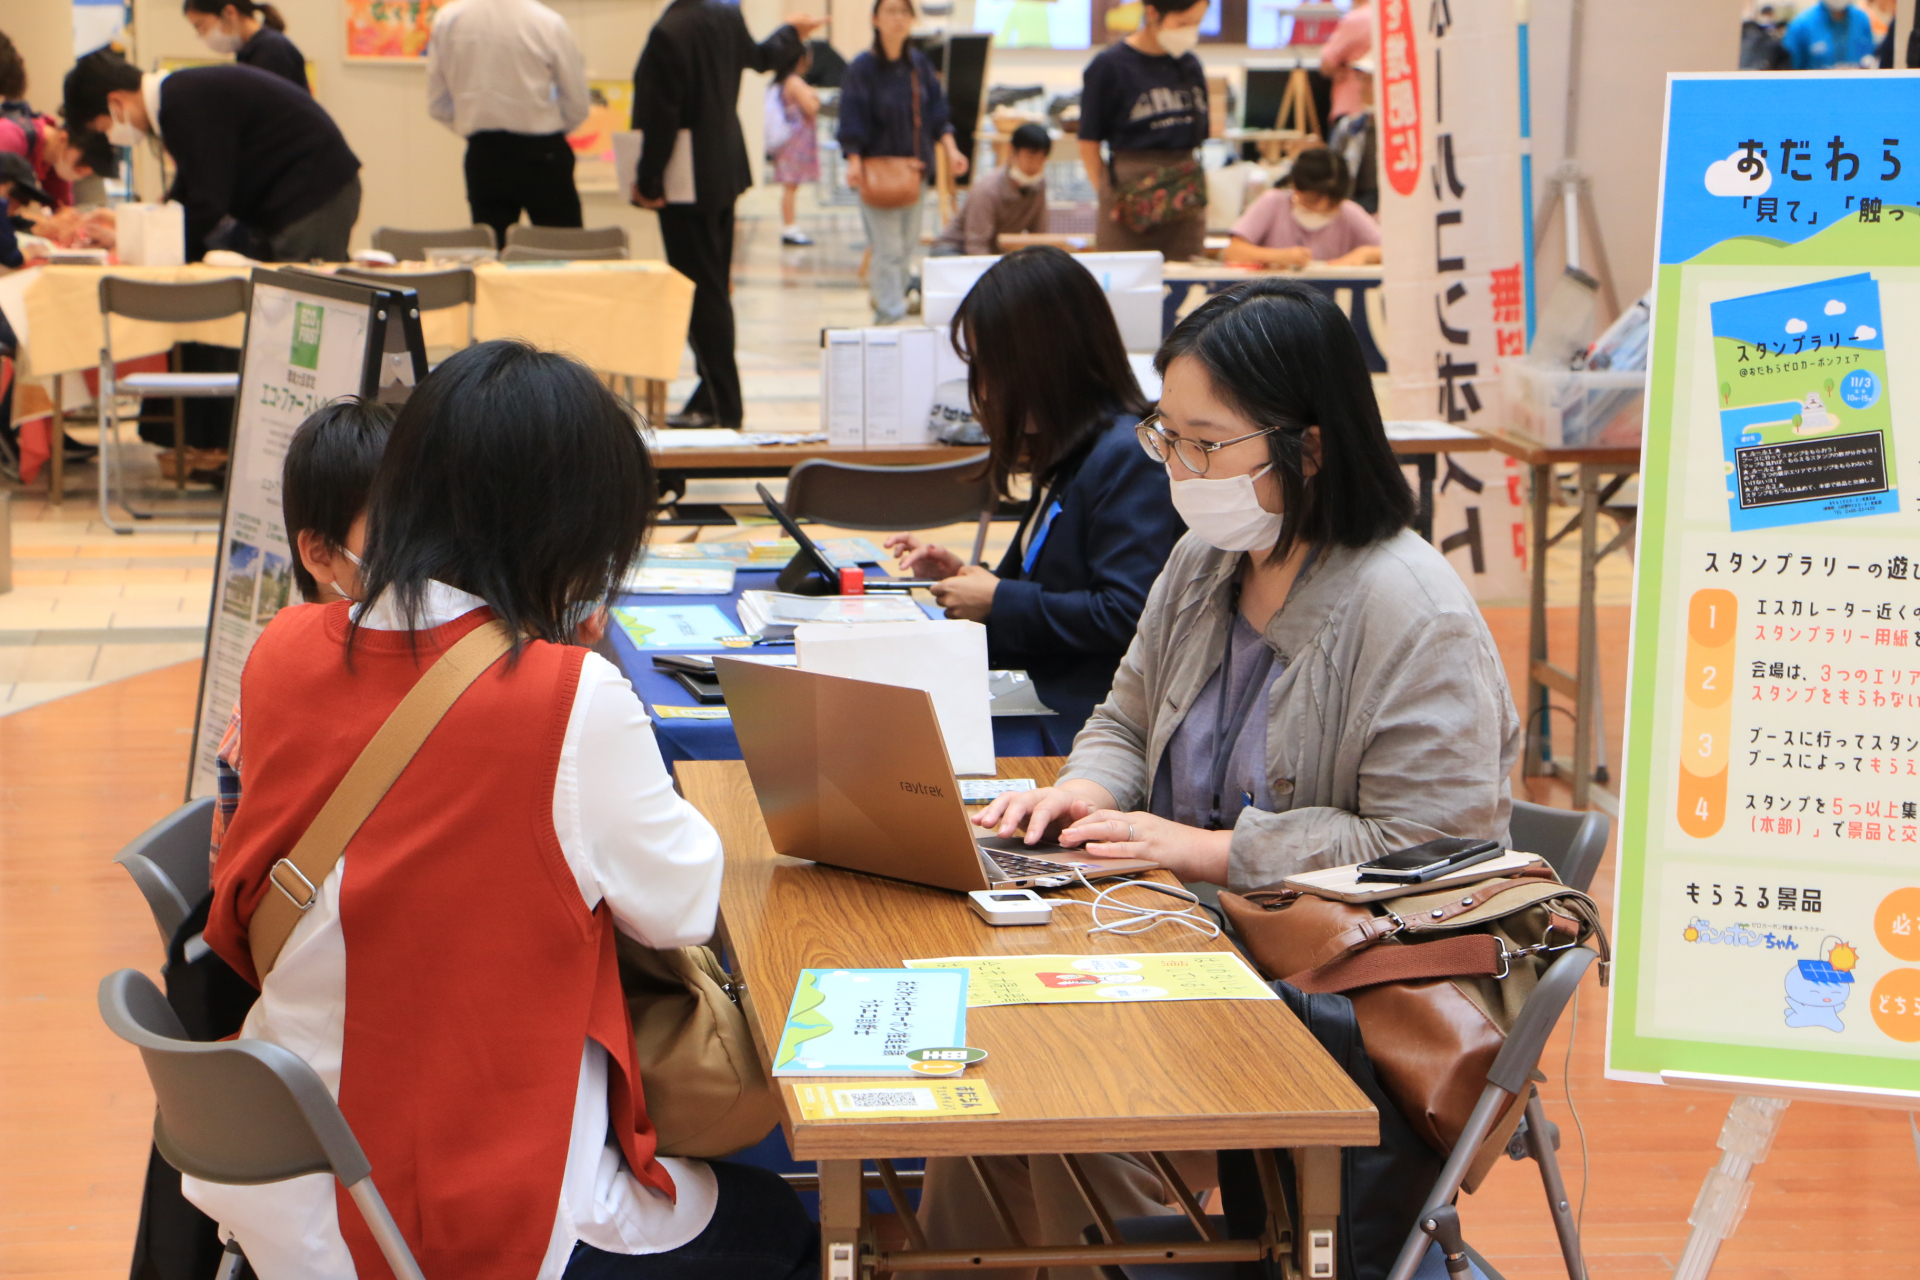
[960,777,1036,805]
[968,888,1054,926]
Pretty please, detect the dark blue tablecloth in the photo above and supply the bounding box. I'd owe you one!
[606,567,1063,764]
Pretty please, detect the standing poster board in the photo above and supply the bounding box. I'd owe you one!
[1611,73,1920,1104]
[187,269,428,799]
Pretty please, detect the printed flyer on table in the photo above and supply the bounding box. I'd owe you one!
[1612,73,1920,1094]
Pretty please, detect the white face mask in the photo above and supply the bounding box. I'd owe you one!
[1005,164,1043,189]
[1156,23,1201,57]
[329,546,364,600]
[1292,203,1336,230]
[1167,463,1284,552]
[106,101,147,147]
[201,27,244,54]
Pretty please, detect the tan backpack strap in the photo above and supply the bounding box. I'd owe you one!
[247,620,514,983]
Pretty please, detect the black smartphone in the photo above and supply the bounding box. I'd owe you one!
[1355,837,1502,884]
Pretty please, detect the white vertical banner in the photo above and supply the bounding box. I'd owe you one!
[1378,0,1531,602]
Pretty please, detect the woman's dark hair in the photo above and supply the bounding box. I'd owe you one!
[1009,122,1051,153]
[62,49,142,127]
[1289,147,1351,203]
[1154,278,1413,562]
[282,398,394,603]
[870,0,916,59]
[1143,0,1210,17]
[0,33,27,101]
[182,0,288,31]
[771,41,811,81]
[353,341,656,657]
[952,246,1149,499]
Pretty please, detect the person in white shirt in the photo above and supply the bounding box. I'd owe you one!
[427,0,591,249]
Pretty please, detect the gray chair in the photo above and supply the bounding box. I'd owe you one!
[370,224,496,262]
[498,242,630,262]
[503,224,629,255]
[99,969,427,1280]
[113,797,217,949]
[337,266,477,347]
[783,454,996,565]
[98,275,251,535]
[1509,799,1610,894]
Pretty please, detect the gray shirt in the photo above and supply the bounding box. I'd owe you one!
[1151,610,1284,832]
[1062,529,1523,891]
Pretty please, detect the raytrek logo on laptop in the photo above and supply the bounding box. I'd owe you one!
[899,781,946,797]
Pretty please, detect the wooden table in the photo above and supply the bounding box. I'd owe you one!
[1478,429,1643,814]
[679,756,1378,1278]
[650,440,984,502]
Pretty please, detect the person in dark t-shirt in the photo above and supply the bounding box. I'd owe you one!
[1077,0,1210,260]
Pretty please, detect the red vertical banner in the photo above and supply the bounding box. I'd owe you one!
[1377,0,1421,197]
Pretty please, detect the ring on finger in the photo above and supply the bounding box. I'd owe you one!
[1128,823,1137,843]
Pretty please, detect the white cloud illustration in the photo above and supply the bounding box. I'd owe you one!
[1854,324,1878,340]
[1785,317,1808,334]
[1705,149,1771,197]
[1825,299,1848,315]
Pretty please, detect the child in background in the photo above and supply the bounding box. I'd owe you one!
[1225,146,1382,269]
[765,44,819,246]
[207,397,394,870]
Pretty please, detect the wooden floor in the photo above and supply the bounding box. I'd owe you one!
[3,612,1918,1280]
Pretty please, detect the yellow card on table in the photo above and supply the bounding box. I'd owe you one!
[651,705,731,720]
[791,1079,1000,1120]
[903,953,1277,1007]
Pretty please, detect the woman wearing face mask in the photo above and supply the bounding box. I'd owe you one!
[1076,0,1211,260]
[183,0,309,91]
[974,277,1520,893]
[1225,145,1381,268]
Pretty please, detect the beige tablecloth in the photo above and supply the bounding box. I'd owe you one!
[18,259,696,382]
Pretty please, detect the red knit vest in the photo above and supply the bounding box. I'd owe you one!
[205,602,674,1280]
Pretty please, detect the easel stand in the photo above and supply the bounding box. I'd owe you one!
[1532,161,1620,325]
[1671,1095,1790,1280]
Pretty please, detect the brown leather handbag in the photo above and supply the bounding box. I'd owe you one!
[1221,863,1609,1187]
[857,62,925,210]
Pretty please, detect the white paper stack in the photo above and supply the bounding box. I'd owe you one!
[897,327,937,445]
[863,327,902,445]
[823,329,865,445]
[737,590,927,640]
[795,619,995,776]
[821,326,950,445]
[114,202,186,266]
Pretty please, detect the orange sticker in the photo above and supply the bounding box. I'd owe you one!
[1869,969,1920,1042]
[1873,888,1920,963]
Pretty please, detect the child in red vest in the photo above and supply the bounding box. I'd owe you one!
[195,342,817,1280]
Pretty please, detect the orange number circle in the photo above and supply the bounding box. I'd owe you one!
[1874,888,1920,963]
[1869,968,1920,1042]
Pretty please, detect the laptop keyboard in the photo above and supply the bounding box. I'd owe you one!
[987,849,1077,878]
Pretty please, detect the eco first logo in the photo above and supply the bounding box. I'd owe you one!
[899,781,945,797]
[290,301,324,371]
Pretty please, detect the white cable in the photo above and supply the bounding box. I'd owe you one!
[1043,869,1222,939]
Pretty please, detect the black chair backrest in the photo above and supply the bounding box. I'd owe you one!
[783,455,994,532]
[338,266,476,311]
[1508,800,1609,894]
[504,225,629,253]
[99,276,251,325]
[371,224,496,259]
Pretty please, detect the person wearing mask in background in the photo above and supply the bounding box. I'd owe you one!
[765,44,820,247]
[1077,0,1211,261]
[1317,0,1370,133]
[886,248,1184,748]
[930,121,1049,257]
[182,0,310,92]
[64,49,361,261]
[1225,146,1380,268]
[429,0,589,250]
[1782,0,1877,67]
[838,0,970,324]
[630,2,825,427]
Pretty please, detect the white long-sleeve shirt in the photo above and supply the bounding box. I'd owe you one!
[426,0,591,138]
[183,584,725,1280]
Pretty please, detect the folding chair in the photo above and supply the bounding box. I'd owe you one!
[498,243,630,262]
[503,224,629,255]
[337,266,478,350]
[98,276,251,534]
[98,969,427,1280]
[1509,800,1610,894]
[112,797,216,950]
[783,454,997,565]
[370,224,496,262]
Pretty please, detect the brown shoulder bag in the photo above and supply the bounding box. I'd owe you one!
[858,62,926,210]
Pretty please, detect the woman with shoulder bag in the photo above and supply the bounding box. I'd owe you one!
[837,0,969,323]
[1076,0,1211,261]
[194,340,817,1280]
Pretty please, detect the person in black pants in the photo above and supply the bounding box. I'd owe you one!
[427,0,591,248]
[630,0,825,428]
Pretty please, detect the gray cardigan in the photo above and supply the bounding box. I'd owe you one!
[1061,529,1522,891]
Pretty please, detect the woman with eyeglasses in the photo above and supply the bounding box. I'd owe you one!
[886,246,1185,747]
[972,277,1521,890]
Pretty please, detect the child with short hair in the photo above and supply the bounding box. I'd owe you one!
[208,397,394,868]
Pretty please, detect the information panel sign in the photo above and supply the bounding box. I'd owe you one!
[1611,74,1920,1098]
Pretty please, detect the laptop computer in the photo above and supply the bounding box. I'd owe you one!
[715,659,1158,891]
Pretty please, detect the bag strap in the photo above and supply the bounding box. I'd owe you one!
[1281,933,1505,994]
[247,620,514,982]
[909,59,922,166]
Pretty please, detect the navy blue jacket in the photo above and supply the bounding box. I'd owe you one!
[836,48,952,166]
[990,414,1185,748]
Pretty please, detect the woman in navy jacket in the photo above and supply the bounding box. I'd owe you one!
[888,247,1184,749]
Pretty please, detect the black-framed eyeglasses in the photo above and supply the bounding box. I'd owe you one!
[1134,413,1281,477]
